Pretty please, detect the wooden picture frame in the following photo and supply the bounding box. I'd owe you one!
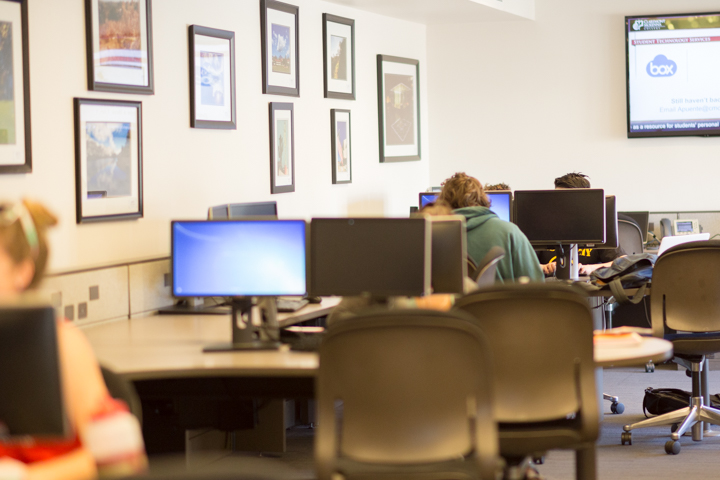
[0,0,31,173]
[189,25,236,129]
[85,0,154,94]
[322,14,355,100]
[74,98,143,223]
[377,54,421,163]
[260,0,299,97]
[331,109,351,184]
[269,102,295,194]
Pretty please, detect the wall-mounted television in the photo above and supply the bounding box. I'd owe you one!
[626,12,720,138]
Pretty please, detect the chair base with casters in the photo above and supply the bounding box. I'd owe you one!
[600,299,624,415]
[621,355,720,454]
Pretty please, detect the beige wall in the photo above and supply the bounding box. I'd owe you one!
[0,0,430,272]
[427,0,720,212]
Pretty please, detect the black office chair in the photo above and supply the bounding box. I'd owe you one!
[315,310,500,480]
[454,284,599,480]
[471,246,506,287]
[621,240,720,455]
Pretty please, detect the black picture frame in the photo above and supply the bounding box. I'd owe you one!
[377,55,421,163]
[260,0,300,97]
[269,102,295,194]
[74,98,143,223]
[85,0,154,94]
[331,109,352,184]
[0,0,31,174]
[322,14,355,100]
[188,25,236,129]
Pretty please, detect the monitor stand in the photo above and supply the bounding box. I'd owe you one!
[203,298,282,352]
[555,244,580,281]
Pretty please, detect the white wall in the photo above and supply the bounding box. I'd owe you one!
[0,0,429,272]
[427,0,720,212]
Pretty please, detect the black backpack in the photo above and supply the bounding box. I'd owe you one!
[643,387,720,417]
[590,253,657,304]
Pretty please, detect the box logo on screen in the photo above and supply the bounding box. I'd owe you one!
[647,55,676,77]
[632,19,666,31]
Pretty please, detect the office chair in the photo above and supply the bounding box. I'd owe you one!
[621,240,720,455]
[315,310,499,480]
[101,365,143,425]
[454,284,599,480]
[617,217,644,255]
[471,246,505,287]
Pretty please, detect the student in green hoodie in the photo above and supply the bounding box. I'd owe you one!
[438,172,544,283]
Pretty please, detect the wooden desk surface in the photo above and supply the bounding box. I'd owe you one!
[85,295,672,381]
[84,298,340,381]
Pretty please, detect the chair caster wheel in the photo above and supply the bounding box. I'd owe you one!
[665,440,680,455]
[532,455,545,465]
[621,432,632,445]
[645,362,655,373]
[671,423,679,433]
[611,402,625,414]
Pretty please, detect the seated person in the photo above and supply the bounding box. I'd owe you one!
[538,172,626,276]
[482,182,511,191]
[438,172,543,283]
[0,200,146,479]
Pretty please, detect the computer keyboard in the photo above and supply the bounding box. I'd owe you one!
[276,298,309,313]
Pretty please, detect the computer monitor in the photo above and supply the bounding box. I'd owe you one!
[486,191,512,222]
[584,196,619,250]
[419,192,439,208]
[513,189,606,246]
[619,211,649,243]
[0,305,67,438]
[308,218,431,298]
[172,220,306,351]
[172,220,306,297]
[429,216,467,294]
[208,201,278,220]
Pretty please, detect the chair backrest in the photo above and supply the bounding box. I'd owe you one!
[315,309,496,473]
[101,365,143,425]
[472,246,506,286]
[454,284,597,424]
[650,240,720,337]
[618,218,644,255]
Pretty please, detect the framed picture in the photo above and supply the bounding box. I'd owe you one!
[261,0,299,97]
[85,0,154,94]
[74,98,143,223]
[331,109,351,184]
[189,25,236,129]
[269,102,294,194]
[322,14,355,100]
[0,0,31,173]
[377,55,421,163]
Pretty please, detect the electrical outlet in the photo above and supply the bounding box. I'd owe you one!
[64,305,74,321]
[78,302,88,319]
[164,273,170,288]
[89,285,100,301]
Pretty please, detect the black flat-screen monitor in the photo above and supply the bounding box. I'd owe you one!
[626,12,720,138]
[208,201,278,220]
[0,305,67,438]
[619,211,650,242]
[583,196,619,250]
[309,218,431,297]
[419,192,439,208]
[172,220,307,297]
[430,216,467,294]
[486,191,512,222]
[513,189,606,246]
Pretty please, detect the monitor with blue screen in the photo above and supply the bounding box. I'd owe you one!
[419,192,439,208]
[486,191,512,222]
[172,220,306,297]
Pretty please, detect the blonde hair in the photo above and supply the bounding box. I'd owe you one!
[0,200,58,288]
[439,172,491,209]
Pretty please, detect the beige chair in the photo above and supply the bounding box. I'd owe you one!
[315,309,499,480]
[454,284,600,480]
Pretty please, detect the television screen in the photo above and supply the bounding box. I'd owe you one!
[626,12,720,137]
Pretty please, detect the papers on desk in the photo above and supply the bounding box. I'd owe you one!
[595,326,653,336]
[593,331,643,348]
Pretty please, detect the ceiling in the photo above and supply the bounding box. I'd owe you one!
[323,0,534,24]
